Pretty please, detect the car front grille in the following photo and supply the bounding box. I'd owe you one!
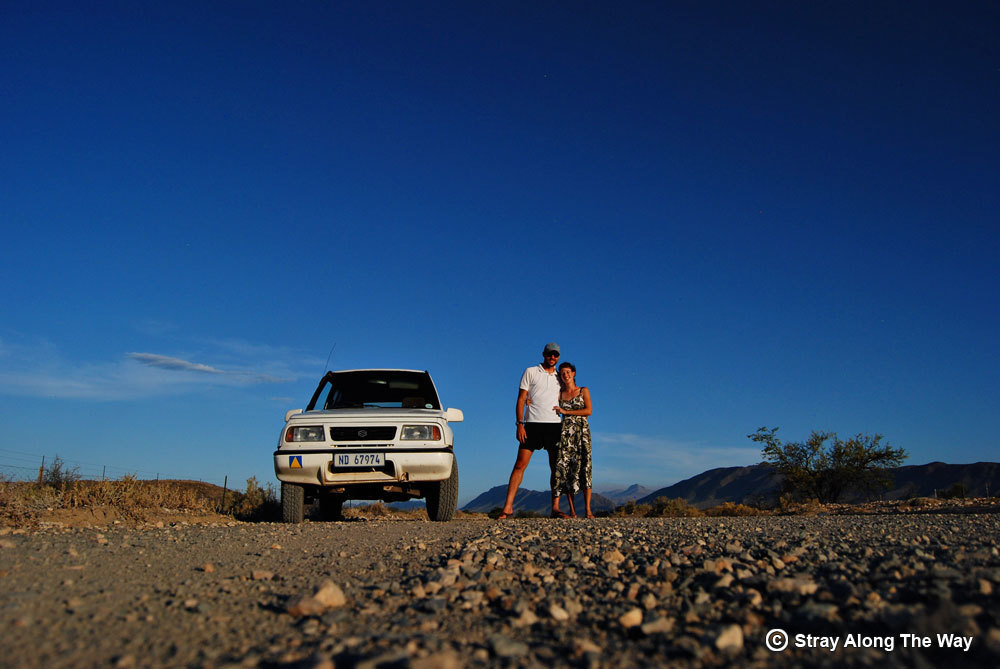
[330,426,397,441]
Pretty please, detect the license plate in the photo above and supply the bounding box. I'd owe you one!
[334,452,384,468]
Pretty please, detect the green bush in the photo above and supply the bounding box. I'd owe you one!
[750,426,907,503]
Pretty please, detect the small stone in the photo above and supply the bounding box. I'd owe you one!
[270,544,282,550]
[313,582,346,609]
[548,603,570,621]
[800,602,839,622]
[286,596,325,617]
[768,576,818,595]
[573,638,602,656]
[251,570,274,581]
[641,593,657,610]
[512,608,538,627]
[714,574,734,589]
[461,590,484,606]
[640,617,675,635]
[715,624,744,652]
[490,635,529,658]
[411,651,462,669]
[603,549,626,565]
[201,563,215,573]
[619,608,643,628]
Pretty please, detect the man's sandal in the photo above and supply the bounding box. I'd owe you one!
[550,511,571,519]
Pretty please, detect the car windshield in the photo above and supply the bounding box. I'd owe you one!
[307,370,441,410]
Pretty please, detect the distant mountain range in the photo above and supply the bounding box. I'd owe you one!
[461,462,1000,513]
[599,484,656,504]
[462,485,617,515]
[638,461,1000,509]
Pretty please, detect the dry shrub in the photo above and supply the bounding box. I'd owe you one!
[0,477,41,529]
[900,496,939,509]
[776,494,825,516]
[62,475,218,521]
[704,501,769,517]
[227,476,279,521]
[648,497,703,517]
[41,456,82,491]
[613,500,652,517]
[343,501,393,519]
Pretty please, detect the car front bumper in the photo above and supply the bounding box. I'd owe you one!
[273,448,454,486]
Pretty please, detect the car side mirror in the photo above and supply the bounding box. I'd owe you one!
[285,409,303,422]
[445,408,464,423]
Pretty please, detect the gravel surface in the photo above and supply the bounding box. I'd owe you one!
[2,514,999,668]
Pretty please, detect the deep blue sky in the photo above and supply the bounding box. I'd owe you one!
[2,1,997,503]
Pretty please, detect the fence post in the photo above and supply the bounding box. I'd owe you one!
[220,475,228,512]
[37,455,45,485]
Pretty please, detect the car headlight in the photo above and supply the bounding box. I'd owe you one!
[400,424,441,441]
[285,425,325,442]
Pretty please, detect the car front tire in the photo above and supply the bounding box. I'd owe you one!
[426,456,458,522]
[281,482,304,523]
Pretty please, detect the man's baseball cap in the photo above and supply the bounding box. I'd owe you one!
[543,342,560,354]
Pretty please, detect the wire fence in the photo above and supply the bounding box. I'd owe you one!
[0,447,231,487]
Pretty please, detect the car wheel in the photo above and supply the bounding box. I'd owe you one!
[318,492,344,521]
[281,482,304,523]
[426,456,458,522]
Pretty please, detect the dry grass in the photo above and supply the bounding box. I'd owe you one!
[613,497,705,518]
[704,501,770,517]
[0,474,279,529]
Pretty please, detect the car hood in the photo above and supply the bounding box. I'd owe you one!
[291,408,449,421]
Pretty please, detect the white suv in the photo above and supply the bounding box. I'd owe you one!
[273,369,463,522]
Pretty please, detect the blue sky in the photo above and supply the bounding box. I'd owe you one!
[2,1,997,504]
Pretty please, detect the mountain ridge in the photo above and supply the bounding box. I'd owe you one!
[461,461,1000,512]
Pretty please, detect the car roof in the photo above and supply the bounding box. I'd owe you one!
[328,369,427,374]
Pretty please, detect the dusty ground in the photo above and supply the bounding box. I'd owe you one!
[2,509,999,668]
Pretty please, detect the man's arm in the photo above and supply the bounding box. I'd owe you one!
[515,388,529,443]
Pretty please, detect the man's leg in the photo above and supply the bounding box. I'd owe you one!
[501,448,533,516]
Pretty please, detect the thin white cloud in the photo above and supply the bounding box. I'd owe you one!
[128,353,226,374]
[0,338,298,401]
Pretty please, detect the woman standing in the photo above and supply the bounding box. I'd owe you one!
[552,362,594,518]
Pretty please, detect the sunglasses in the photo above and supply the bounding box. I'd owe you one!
[544,351,560,357]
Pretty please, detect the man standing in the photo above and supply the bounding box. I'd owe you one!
[498,342,568,519]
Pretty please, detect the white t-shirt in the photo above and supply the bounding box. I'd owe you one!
[519,364,562,423]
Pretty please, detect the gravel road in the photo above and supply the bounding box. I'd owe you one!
[2,513,999,668]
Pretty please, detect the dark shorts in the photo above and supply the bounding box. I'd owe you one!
[522,422,562,452]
